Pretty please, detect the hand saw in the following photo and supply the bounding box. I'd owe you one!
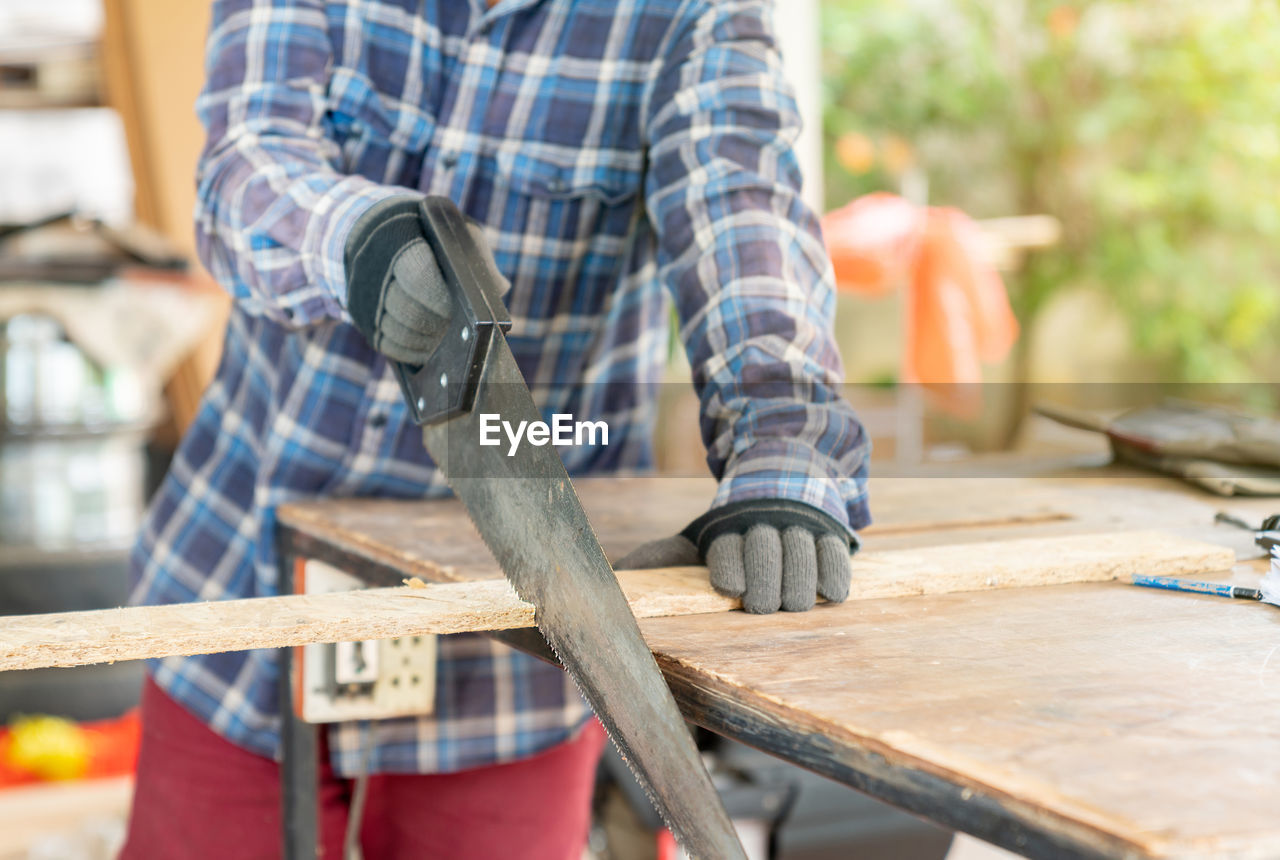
[391,197,744,859]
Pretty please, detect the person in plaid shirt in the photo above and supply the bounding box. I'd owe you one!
[123,0,870,856]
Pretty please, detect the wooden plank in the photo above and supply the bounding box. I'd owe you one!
[0,579,531,673]
[0,530,1232,673]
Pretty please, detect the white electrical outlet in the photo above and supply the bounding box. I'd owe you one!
[298,559,437,723]
[376,633,438,715]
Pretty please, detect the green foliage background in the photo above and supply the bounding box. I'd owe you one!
[821,0,1280,384]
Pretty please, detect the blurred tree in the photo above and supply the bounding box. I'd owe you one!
[821,0,1280,386]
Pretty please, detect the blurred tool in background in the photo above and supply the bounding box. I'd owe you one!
[1038,401,1280,496]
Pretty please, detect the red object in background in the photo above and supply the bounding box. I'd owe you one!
[822,193,1019,415]
[0,710,141,788]
[656,828,680,860]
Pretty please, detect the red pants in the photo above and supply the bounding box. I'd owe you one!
[120,679,606,859]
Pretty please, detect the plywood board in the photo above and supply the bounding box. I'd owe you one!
[641,573,1280,859]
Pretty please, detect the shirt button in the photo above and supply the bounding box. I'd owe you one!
[440,152,459,168]
[368,412,387,428]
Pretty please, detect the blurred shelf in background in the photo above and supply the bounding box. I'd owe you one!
[0,40,100,110]
[0,0,101,112]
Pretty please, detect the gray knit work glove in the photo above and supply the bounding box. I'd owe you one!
[614,499,854,614]
[344,196,454,364]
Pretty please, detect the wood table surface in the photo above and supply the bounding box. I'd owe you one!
[277,468,1280,860]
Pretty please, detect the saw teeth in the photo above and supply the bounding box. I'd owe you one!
[535,628,690,852]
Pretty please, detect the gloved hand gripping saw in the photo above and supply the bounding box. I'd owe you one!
[346,196,511,424]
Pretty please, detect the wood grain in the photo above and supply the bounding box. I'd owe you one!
[643,572,1280,860]
[275,476,1093,580]
[0,530,1231,673]
[273,472,1279,585]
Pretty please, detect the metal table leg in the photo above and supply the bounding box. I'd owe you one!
[278,533,319,859]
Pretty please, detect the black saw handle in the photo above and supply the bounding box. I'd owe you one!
[393,197,511,426]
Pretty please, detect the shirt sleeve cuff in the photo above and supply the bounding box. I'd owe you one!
[710,438,871,547]
[305,178,426,316]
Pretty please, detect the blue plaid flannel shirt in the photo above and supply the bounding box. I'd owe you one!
[131,0,871,777]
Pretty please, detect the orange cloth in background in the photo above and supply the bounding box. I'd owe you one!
[822,193,1019,414]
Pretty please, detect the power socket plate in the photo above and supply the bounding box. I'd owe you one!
[297,559,437,724]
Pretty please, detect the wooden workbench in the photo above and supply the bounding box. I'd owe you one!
[277,470,1280,860]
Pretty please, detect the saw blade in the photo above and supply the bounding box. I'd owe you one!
[419,332,745,860]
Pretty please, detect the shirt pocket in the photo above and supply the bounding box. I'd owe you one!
[494,148,643,208]
[483,148,645,326]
